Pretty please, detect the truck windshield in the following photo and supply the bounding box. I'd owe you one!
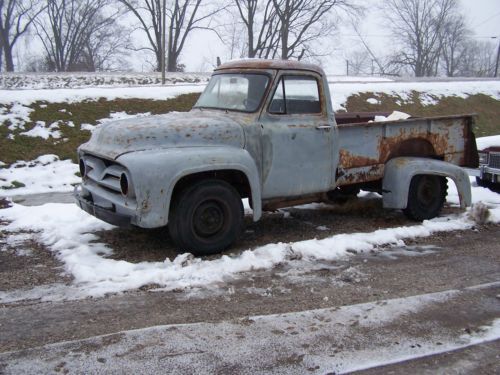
[194,73,269,113]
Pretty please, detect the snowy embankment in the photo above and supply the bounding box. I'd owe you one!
[1,138,500,301]
[0,78,499,121]
[0,72,210,89]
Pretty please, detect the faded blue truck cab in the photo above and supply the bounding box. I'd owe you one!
[75,59,478,254]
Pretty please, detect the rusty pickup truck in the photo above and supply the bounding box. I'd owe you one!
[74,59,478,254]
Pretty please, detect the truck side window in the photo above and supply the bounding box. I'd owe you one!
[269,76,321,115]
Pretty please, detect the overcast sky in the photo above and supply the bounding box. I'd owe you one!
[176,0,500,74]
[17,0,500,74]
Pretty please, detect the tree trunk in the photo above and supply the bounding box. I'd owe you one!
[167,52,177,72]
[4,45,14,72]
[281,24,288,60]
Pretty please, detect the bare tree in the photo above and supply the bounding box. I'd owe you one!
[440,12,469,77]
[81,15,131,71]
[346,49,371,75]
[458,40,496,77]
[118,0,223,72]
[233,0,280,58]
[166,0,223,71]
[384,0,458,77]
[272,0,356,60]
[0,0,44,71]
[117,0,163,71]
[35,0,125,72]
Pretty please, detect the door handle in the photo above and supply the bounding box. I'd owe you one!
[316,125,332,130]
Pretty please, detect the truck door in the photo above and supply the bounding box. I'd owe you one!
[260,73,334,198]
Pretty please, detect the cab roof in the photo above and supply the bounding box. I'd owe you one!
[215,59,325,76]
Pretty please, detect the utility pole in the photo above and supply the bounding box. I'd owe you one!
[161,0,167,84]
[495,38,500,78]
[346,60,349,76]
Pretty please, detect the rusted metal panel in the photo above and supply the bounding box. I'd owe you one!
[336,115,477,185]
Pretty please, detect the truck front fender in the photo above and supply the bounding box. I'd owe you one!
[118,147,262,228]
[382,157,471,210]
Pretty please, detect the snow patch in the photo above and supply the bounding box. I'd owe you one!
[373,111,411,122]
[0,155,79,196]
[20,121,61,139]
[476,134,500,150]
[0,102,33,130]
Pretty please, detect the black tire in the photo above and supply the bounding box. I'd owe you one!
[475,177,490,188]
[168,179,244,255]
[403,175,447,221]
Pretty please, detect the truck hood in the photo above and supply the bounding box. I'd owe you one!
[80,111,245,159]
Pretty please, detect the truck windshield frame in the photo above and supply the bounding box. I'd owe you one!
[194,73,270,113]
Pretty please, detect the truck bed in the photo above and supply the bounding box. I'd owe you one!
[336,113,478,187]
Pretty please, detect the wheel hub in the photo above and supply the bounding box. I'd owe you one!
[193,201,224,237]
[417,176,437,208]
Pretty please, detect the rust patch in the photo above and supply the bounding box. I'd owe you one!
[339,150,379,168]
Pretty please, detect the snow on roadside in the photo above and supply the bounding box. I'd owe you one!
[0,155,79,196]
[1,181,499,301]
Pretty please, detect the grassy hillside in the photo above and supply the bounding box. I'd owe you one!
[0,93,200,166]
[0,91,498,166]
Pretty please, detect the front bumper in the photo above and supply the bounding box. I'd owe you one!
[74,185,132,227]
[479,165,500,183]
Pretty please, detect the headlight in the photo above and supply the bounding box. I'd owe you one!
[478,152,488,165]
[79,158,86,177]
[120,173,129,196]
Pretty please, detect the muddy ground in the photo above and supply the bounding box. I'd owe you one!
[0,195,499,373]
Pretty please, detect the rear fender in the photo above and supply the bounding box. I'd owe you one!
[382,157,471,209]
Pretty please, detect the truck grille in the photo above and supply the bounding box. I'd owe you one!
[81,154,126,194]
[489,153,500,169]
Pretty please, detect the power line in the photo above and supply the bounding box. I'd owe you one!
[472,10,500,28]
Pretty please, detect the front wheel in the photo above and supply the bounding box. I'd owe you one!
[403,175,447,221]
[168,180,244,255]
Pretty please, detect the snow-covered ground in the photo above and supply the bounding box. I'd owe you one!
[2,285,499,374]
[1,137,500,301]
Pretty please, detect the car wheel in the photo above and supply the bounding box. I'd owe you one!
[169,179,244,255]
[403,175,447,221]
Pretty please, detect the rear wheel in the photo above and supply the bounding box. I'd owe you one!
[403,175,447,221]
[169,179,244,255]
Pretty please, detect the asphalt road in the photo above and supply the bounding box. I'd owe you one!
[0,195,499,374]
